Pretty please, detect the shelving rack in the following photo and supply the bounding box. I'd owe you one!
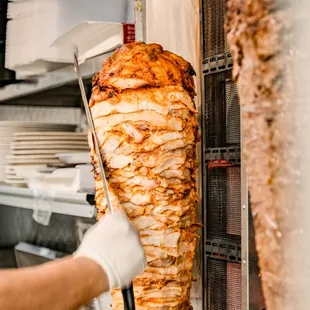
[0,0,146,269]
[0,4,131,268]
[0,52,111,221]
[0,52,111,106]
[0,185,95,218]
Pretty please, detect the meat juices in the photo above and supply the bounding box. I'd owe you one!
[89,42,199,310]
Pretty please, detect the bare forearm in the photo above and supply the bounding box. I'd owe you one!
[0,257,109,310]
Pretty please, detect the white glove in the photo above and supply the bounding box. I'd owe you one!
[75,210,146,289]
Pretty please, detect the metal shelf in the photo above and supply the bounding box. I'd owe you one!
[0,52,112,104]
[0,185,95,218]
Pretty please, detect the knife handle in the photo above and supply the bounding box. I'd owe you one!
[122,283,135,310]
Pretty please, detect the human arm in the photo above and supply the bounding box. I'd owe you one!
[0,256,108,310]
[0,210,146,310]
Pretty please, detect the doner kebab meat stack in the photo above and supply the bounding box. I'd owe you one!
[88,42,199,309]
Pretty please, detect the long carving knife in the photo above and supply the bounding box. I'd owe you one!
[73,52,113,215]
[73,52,135,310]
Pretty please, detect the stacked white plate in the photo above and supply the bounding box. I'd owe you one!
[5,131,90,186]
[0,122,77,184]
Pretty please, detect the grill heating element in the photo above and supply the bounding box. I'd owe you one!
[204,72,240,149]
[202,1,267,309]
[202,0,242,309]
[207,166,241,244]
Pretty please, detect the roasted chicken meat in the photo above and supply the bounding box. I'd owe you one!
[88,42,199,310]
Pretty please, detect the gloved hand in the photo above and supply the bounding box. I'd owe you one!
[75,210,146,290]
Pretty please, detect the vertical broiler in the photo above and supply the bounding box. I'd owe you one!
[88,42,199,309]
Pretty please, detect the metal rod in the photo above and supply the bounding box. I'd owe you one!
[134,0,145,41]
[241,146,249,310]
[73,52,113,214]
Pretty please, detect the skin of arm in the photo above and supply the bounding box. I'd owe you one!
[0,257,109,310]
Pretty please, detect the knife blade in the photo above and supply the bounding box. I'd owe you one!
[73,52,113,214]
[73,51,135,310]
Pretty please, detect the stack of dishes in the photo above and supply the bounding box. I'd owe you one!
[0,122,77,184]
[5,131,89,186]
